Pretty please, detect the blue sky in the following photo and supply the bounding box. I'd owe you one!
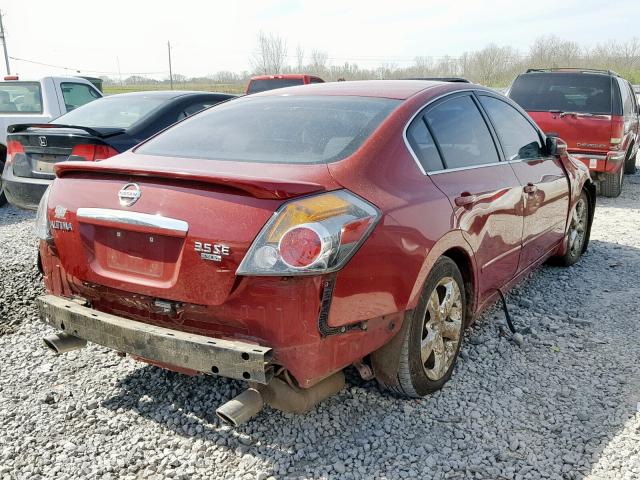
[1,0,638,78]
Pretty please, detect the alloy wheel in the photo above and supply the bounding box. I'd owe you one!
[420,277,463,381]
[568,197,587,257]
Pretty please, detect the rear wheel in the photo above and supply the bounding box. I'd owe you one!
[383,257,465,397]
[600,166,623,198]
[0,160,6,207]
[624,150,637,175]
[556,191,590,267]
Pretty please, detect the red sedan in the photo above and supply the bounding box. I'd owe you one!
[35,80,595,425]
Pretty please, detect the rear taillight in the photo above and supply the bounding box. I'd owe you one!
[6,140,25,166]
[70,144,118,161]
[237,190,380,276]
[34,186,52,241]
[610,118,624,150]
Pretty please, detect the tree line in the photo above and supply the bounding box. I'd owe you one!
[102,34,640,90]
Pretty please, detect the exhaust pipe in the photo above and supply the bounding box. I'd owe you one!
[216,370,345,427]
[43,333,87,354]
[216,388,264,427]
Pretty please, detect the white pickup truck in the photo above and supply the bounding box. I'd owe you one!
[0,75,102,205]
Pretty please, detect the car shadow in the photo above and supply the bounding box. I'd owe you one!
[0,203,35,227]
[100,238,640,478]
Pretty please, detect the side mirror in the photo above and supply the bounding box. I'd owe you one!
[546,135,567,157]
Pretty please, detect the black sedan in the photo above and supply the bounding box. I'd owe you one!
[1,90,235,209]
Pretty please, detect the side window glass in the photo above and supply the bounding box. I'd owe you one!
[406,117,444,172]
[310,77,324,84]
[479,96,544,161]
[424,95,499,169]
[61,83,100,111]
[177,102,216,122]
[618,79,632,115]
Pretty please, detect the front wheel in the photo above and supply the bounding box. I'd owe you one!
[556,191,590,267]
[379,256,465,397]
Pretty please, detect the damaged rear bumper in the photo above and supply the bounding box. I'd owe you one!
[36,294,274,384]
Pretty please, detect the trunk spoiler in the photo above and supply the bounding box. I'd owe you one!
[7,123,125,138]
[54,161,326,200]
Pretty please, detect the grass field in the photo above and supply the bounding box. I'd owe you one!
[103,83,245,95]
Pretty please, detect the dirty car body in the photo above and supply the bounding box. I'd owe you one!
[36,80,595,417]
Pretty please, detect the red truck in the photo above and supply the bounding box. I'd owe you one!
[508,68,640,197]
[245,74,324,94]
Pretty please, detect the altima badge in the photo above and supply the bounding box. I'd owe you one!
[118,183,141,207]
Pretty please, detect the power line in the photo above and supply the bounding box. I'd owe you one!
[8,55,166,76]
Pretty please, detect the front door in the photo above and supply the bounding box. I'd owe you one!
[477,94,570,270]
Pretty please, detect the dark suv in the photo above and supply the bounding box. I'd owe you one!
[508,69,639,197]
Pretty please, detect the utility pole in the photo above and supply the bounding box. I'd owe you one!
[0,11,10,75]
[167,41,173,90]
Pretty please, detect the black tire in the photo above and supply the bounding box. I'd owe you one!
[0,160,6,207]
[382,257,465,398]
[556,191,590,267]
[624,150,637,175]
[600,167,623,198]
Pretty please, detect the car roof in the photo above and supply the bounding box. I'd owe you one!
[523,68,619,77]
[0,76,96,83]
[252,79,452,100]
[104,90,233,100]
[250,74,317,80]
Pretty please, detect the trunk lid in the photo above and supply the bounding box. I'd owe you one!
[48,153,340,306]
[7,125,123,179]
[527,111,613,154]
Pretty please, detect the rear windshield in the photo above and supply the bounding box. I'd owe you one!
[0,82,42,113]
[509,73,612,114]
[136,95,401,164]
[52,95,167,129]
[247,78,305,94]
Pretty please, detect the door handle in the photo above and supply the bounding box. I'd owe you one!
[523,183,537,194]
[454,193,478,206]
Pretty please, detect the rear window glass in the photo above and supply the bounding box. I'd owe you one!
[509,73,612,114]
[53,95,167,129]
[136,96,400,164]
[0,82,42,113]
[247,78,305,94]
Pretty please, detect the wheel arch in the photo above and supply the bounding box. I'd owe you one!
[406,230,478,324]
[441,247,475,326]
[582,179,596,254]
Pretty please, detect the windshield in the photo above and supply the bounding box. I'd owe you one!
[509,73,613,114]
[247,78,305,94]
[0,82,42,113]
[53,95,167,128]
[136,95,400,164]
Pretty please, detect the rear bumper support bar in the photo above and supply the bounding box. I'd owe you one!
[37,295,273,384]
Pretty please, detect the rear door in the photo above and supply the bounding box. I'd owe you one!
[414,92,524,303]
[478,94,569,270]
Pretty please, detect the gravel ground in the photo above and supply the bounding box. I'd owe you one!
[1,169,640,480]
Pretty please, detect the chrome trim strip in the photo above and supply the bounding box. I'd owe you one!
[76,208,188,233]
[427,161,505,175]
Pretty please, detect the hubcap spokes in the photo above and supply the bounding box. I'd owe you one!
[421,277,462,381]
[569,199,587,255]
